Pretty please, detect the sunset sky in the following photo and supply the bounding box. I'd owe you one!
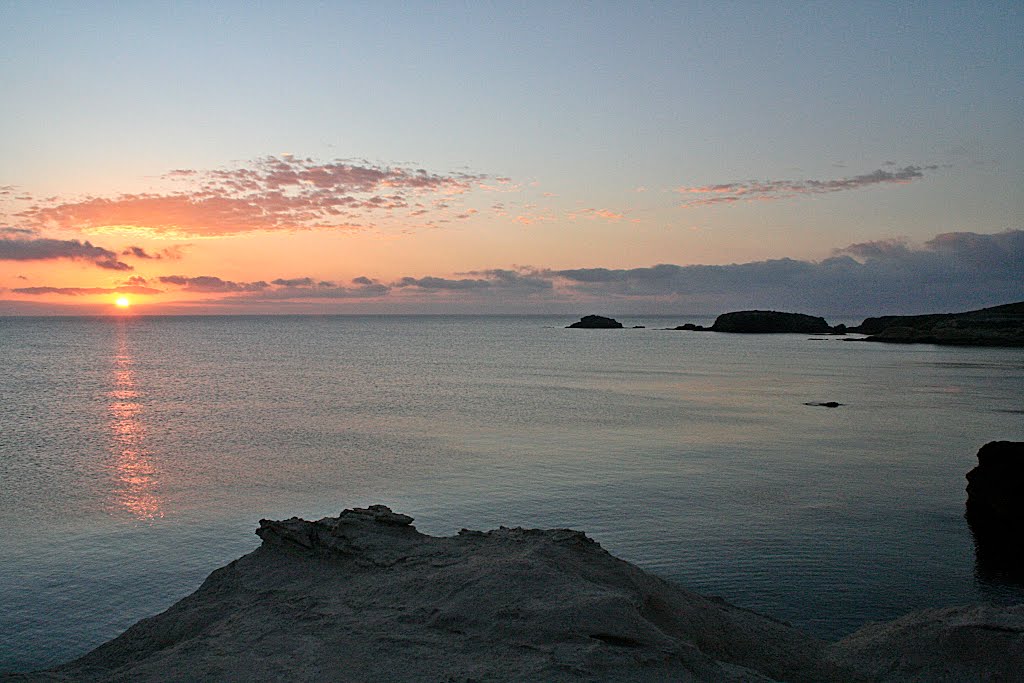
[2,2,1021,317]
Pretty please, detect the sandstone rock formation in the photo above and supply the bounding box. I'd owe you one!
[825,604,1024,682]
[16,505,1024,682]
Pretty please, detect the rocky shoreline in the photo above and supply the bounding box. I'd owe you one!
[14,503,1023,682]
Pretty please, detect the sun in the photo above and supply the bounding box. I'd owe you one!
[115,296,131,309]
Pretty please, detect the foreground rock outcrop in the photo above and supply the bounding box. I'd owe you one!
[852,301,1024,347]
[567,314,624,329]
[967,441,1024,578]
[17,506,1024,682]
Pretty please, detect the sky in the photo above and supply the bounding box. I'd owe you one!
[1,1,1022,317]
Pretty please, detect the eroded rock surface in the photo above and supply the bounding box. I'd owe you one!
[26,506,836,682]
[825,604,1024,682]
[16,505,1024,682]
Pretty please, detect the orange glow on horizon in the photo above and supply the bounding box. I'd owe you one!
[115,296,131,309]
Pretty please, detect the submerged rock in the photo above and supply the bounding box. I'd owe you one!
[566,314,624,329]
[709,310,833,334]
[804,401,843,408]
[19,505,1024,682]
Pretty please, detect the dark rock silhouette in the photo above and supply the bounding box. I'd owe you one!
[709,310,833,334]
[966,441,1024,581]
[853,301,1024,347]
[804,401,842,408]
[673,323,706,331]
[567,315,623,329]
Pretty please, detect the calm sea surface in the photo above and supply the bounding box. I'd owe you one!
[2,314,1023,672]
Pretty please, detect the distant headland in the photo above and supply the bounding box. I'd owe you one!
[640,300,1024,346]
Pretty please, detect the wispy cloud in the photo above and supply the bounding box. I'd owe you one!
[158,274,390,299]
[158,275,270,293]
[567,208,627,222]
[17,156,492,237]
[122,245,184,260]
[395,268,552,292]
[244,277,390,299]
[676,165,937,208]
[13,284,161,296]
[0,235,131,270]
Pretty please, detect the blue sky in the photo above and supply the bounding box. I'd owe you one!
[1,2,1021,315]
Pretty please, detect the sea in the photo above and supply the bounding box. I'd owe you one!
[2,314,1023,672]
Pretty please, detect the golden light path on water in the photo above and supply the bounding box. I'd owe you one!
[107,322,163,519]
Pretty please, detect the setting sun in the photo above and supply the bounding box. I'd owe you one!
[115,296,131,309]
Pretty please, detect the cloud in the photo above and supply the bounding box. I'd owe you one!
[13,285,162,296]
[18,156,491,237]
[159,275,269,293]
[271,277,316,287]
[548,229,1024,314]
[676,165,937,208]
[122,245,185,260]
[0,236,131,270]
[395,269,552,293]
[244,277,390,300]
[8,230,1018,316]
[158,274,390,299]
[123,246,157,259]
[0,226,38,236]
[568,208,626,222]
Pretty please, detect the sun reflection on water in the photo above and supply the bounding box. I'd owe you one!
[107,323,163,519]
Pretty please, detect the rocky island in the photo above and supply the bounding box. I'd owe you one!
[17,504,1023,682]
[672,310,841,334]
[566,314,624,329]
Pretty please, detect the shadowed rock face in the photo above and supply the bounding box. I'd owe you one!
[17,505,1024,682]
[709,310,832,334]
[966,441,1024,579]
[567,314,623,329]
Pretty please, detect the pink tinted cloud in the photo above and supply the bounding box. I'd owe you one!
[13,285,161,296]
[18,156,491,237]
[676,165,937,208]
[568,208,625,222]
